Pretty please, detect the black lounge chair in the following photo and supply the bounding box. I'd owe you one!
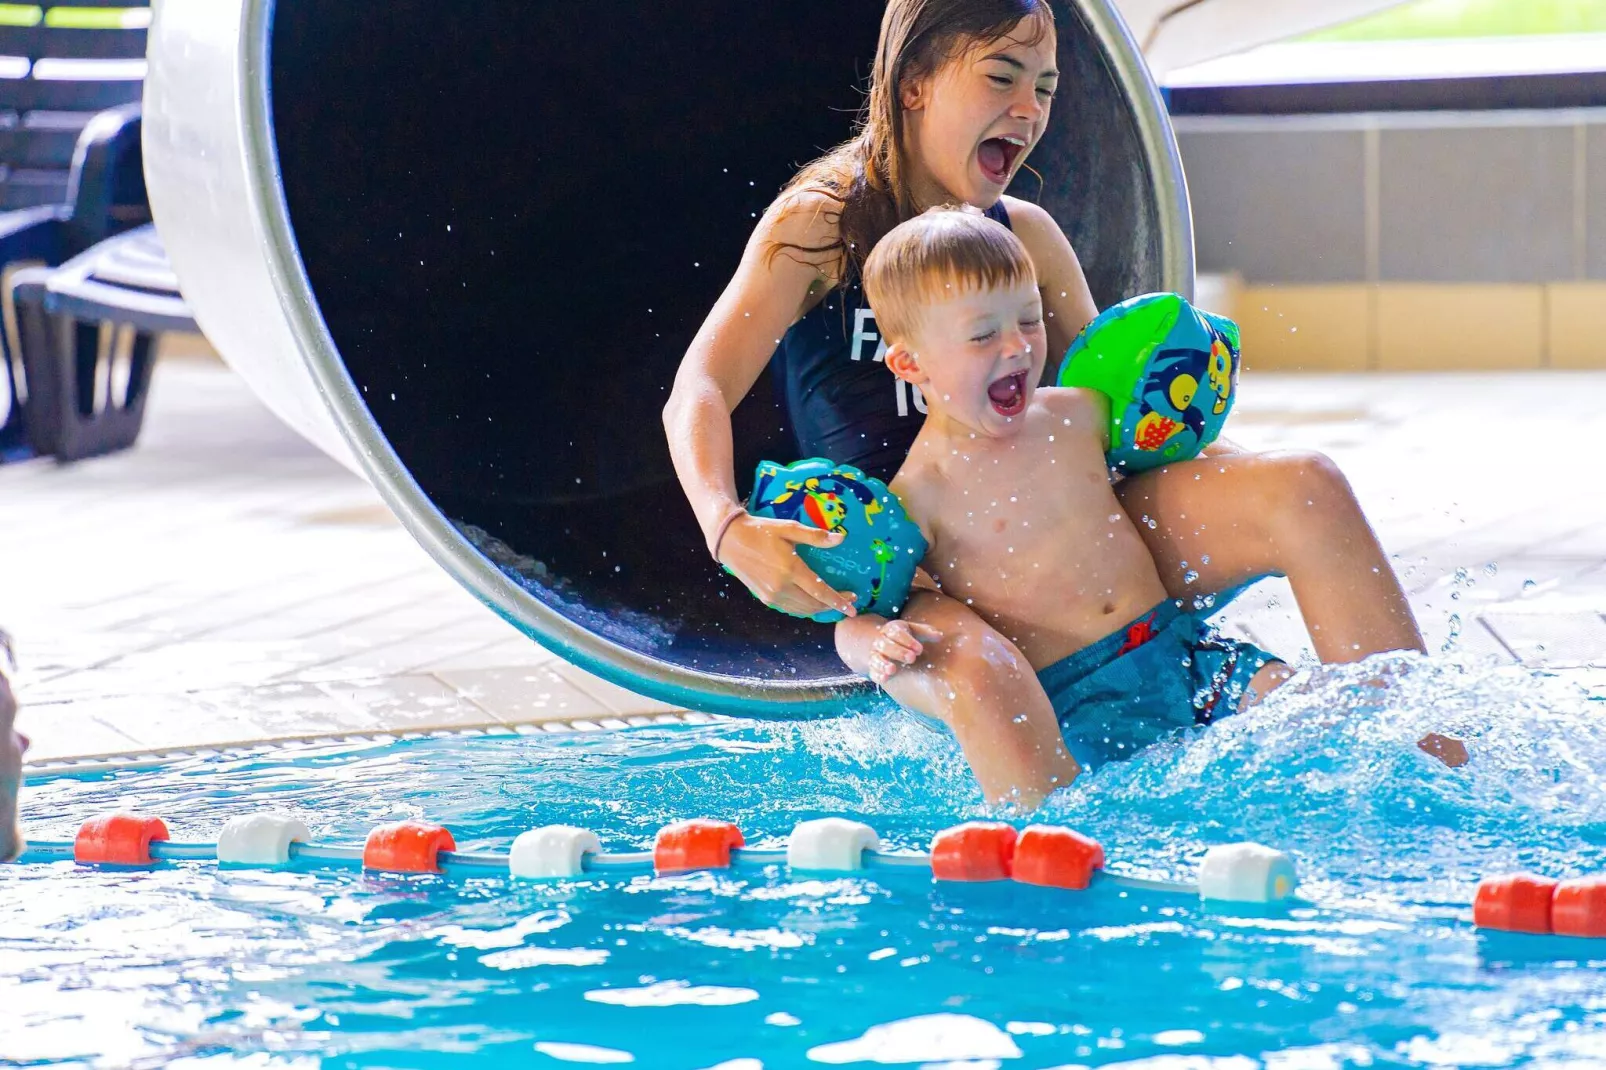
[0,2,192,462]
[10,220,192,459]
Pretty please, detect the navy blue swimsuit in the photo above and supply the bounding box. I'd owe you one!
[770,200,1012,483]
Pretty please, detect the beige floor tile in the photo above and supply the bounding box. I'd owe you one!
[16,705,146,762]
[421,637,558,673]
[1420,614,1520,663]
[549,661,686,717]
[43,692,269,753]
[1482,611,1606,667]
[317,673,508,731]
[188,682,394,739]
[432,666,614,725]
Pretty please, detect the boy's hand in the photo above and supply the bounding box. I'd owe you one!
[864,619,944,686]
[1417,732,1468,768]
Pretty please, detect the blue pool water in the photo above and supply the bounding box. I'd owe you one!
[4,657,1606,1068]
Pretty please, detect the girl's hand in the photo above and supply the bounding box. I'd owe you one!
[718,514,860,620]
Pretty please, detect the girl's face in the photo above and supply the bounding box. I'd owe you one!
[900,17,1059,210]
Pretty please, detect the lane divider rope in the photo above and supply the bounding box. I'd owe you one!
[4,810,1299,904]
[17,813,1603,935]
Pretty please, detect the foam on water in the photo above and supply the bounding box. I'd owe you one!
[3,657,1605,1067]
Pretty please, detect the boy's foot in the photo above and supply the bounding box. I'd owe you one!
[1417,732,1469,768]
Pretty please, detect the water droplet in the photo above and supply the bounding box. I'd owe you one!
[1484,562,1498,576]
[1522,579,1537,592]
[1183,570,1199,584]
[1201,554,1211,566]
[1011,714,1028,724]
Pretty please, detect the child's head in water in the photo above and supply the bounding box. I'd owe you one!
[863,206,1046,439]
[768,0,1057,281]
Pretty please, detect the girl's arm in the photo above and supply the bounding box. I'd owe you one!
[1002,196,1099,361]
[663,192,860,620]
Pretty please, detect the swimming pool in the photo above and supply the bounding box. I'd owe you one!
[5,657,1606,1067]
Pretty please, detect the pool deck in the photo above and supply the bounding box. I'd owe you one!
[5,354,1605,767]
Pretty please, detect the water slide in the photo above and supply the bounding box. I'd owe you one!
[142,0,1352,717]
[1117,0,1410,80]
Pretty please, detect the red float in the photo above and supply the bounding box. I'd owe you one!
[1552,877,1606,939]
[74,813,170,865]
[362,820,456,874]
[1473,873,1557,934]
[1012,825,1105,890]
[930,822,1017,882]
[654,819,744,874]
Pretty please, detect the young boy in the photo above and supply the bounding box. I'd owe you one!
[834,207,1463,800]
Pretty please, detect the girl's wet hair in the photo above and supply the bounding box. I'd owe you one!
[765,0,1053,286]
[862,205,1036,344]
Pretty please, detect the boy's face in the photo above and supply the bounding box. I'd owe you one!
[902,18,1059,209]
[888,279,1047,438]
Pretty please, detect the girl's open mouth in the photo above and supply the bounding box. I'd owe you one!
[987,371,1028,417]
[977,136,1025,185]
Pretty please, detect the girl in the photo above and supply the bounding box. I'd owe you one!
[663,0,1422,804]
[1,629,25,862]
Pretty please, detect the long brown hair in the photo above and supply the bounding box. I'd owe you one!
[767,0,1054,287]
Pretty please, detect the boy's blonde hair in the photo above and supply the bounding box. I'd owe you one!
[862,205,1037,344]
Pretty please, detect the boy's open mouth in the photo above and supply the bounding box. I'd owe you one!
[987,371,1028,417]
[977,136,1026,185]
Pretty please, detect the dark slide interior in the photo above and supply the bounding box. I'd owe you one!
[269,1,1168,692]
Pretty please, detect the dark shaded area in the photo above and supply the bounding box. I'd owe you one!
[270,1,1167,686]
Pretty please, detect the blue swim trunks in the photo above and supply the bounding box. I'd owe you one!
[1038,598,1279,770]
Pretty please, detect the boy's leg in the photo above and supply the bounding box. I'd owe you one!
[1116,449,1424,663]
[860,589,1080,808]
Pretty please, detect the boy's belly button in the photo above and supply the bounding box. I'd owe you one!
[1102,602,1116,615]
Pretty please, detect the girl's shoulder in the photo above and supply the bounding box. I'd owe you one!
[998,195,1068,247]
[763,188,843,245]
[758,187,846,282]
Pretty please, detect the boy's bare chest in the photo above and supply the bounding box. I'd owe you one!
[923,445,1118,597]
[917,438,1166,661]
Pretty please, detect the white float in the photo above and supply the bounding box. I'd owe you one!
[1199,842,1298,903]
[509,826,602,879]
[787,819,880,872]
[216,813,311,865]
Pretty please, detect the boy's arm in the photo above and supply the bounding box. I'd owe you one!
[1040,386,1112,454]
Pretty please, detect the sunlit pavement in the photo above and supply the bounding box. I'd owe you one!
[3,356,1603,765]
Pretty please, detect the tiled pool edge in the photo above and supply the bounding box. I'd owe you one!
[22,709,725,779]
